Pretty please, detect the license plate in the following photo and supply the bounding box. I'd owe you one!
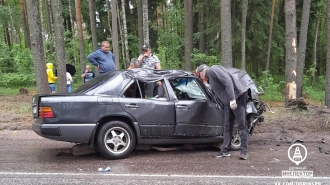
[32,106,37,114]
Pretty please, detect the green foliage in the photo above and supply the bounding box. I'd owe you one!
[0,73,36,88]
[256,71,282,101]
[156,40,181,69]
[127,33,139,60]
[0,42,12,73]
[0,43,33,73]
[191,48,219,67]
[11,44,33,72]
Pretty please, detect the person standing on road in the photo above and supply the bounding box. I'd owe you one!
[128,58,140,70]
[46,63,57,93]
[81,65,95,83]
[196,64,249,160]
[137,43,161,70]
[87,41,116,74]
[137,43,162,97]
[66,72,73,93]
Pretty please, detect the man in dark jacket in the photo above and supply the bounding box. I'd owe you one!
[87,41,116,74]
[196,64,249,160]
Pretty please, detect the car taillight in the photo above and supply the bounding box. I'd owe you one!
[39,107,55,118]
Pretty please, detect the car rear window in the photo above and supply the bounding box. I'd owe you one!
[73,71,120,94]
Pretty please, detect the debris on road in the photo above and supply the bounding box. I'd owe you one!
[98,167,111,172]
[319,146,323,153]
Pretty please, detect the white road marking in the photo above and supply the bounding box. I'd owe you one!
[0,172,329,180]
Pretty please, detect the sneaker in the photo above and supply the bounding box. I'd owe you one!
[215,151,231,157]
[239,153,248,160]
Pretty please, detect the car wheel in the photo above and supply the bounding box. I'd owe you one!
[230,130,241,151]
[97,121,136,159]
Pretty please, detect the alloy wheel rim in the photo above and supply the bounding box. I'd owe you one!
[104,127,130,154]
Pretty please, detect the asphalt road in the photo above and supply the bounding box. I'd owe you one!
[0,130,330,185]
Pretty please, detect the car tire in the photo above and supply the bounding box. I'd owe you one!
[230,129,241,151]
[97,121,136,159]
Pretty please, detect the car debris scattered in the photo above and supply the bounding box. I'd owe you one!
[98,167,111,172]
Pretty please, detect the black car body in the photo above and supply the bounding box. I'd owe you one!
[32,68,265,159]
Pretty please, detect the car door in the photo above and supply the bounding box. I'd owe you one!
[119,80,175,138]
[170,78,224,137]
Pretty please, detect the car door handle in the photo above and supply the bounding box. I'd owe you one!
[125,104,139,108]
[176,105,189,110]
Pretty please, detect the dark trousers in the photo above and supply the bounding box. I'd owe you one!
[221,92,248,153]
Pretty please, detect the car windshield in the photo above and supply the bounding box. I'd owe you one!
[73,71,119,94]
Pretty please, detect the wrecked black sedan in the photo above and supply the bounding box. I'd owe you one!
[32,68,266,159]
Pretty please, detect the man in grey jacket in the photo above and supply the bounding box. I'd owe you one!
[196,64,249,160]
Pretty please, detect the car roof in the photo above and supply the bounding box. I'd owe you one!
[126,68,195,82]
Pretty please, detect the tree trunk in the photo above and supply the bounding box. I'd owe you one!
[184,0,193,71]
[241,0,248,70]
[220,0,233,67]
[88,0,98,51]
[51,0,67,93]
[137,0,143,53]
[284,0,297,107]
[19,0,31,49]
[25,0,50,94]
[312,14,321,86]
[266,0,275,71]
[325,0,330,107]
[68,0,77,65]
[117,2,126,69]
[142,0,149,44]
[8,3,18,44]
[198,0,205,54]
[296,0,311,99]
[106,0,112,36]
[111,0,119,68]
[45,0,54,55]
[121,0,130,67]
[75,0,86,76]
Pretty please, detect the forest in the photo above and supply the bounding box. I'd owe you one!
[0,0,330,107]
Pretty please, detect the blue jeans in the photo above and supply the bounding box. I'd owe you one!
[49,84,56,93]
[67,84,72,93]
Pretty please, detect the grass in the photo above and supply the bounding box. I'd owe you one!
[2,102,31,114]
[0,87,22,96]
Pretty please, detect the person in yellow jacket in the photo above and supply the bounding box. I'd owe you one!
[46,63,58,93]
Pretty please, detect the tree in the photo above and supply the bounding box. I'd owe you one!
[111,0,119,68]
[311,12,321,86]
[121,0,130,66]
[284,0,297,107]
[266,0,275,72]
[88,0,97,51]
[19,0,31,49]
[51,0,67,93]
[241,0,248,70]
[184,0,193,71]
[75,0,86,75]
[142,0,149,44]
[220,0,233,67]
[198,0,205,54]
[326,0,330,107]
[296,0,311,99]
[25,0,50,94]
[137,0,143,52]
[44,0,54,55]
